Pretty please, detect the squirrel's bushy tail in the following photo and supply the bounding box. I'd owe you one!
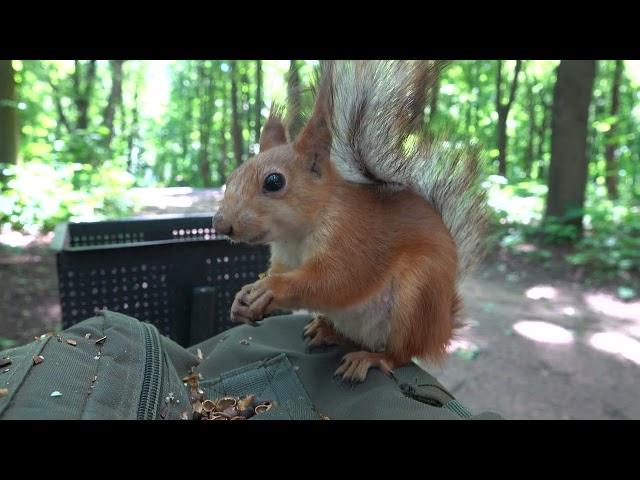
[311,60,488,279]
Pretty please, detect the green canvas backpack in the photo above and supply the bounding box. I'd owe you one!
[0,310,503,420]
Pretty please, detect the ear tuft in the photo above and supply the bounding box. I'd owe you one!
[259,103,288,152]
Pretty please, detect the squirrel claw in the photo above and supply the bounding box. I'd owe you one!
[334,351,396,383]
[303,315,344,349]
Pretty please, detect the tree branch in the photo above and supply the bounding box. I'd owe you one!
[506,60,523,112]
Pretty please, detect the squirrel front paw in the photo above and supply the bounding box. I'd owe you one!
[230,279,275,325]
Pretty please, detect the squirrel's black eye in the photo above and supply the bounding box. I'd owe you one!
[263,173,285,193]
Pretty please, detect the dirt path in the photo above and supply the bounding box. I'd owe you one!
[1,187,639,419]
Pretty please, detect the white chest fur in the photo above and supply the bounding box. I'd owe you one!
[269,238,308,270]
[270,239,395,353]
[323,283,394,352]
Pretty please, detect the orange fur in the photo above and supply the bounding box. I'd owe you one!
[214,63,472,381]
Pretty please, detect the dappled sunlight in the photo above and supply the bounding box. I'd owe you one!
[562,306,577,316]
[589,332,640,365]
[513,321,574,345]
[0,226,36,248]
[584,293,640,322]
[525,285,558,300]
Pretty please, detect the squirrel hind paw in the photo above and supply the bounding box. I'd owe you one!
[303,315,345,349]
[333,351,395,383]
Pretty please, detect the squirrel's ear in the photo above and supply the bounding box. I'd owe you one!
[259,114,287,153]
[293,61,333,168]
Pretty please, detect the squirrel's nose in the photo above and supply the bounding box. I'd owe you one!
[213,211,234,237]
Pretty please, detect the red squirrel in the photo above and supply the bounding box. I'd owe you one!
[213,61,488,382]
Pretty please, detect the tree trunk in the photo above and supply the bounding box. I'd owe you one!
[605,60,623,200]
[525,76,536,177]
[218,75,228,185]
[0,60,18,170]
[496,60,522,177]
[103,60,124,148]
[254,60,263,149]
[287,60,304,141]
[536,92,551,181]
[230,61,243,166]
[198,62,214,188]
[545,60,597,231]
[127,80,140,171]
[75,60,97,130]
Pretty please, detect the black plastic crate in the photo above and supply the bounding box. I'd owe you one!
[52,213,270,346]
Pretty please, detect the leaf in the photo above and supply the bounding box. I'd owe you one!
[617,286,636,301]
[0,338,18,349]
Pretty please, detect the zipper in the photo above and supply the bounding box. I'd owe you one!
[137,322,163,420]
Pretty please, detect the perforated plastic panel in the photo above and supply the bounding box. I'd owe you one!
[53,214,270,346]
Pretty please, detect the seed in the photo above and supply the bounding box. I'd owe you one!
[215,396,237,411]
[66,339,77,346]
[85,333,91,339]
[95,336,107,345]
[33,355,44,365]
[197,348,203,361]
[2,368,9,374]
[92,376,97,383]
[202,400,216,413]
[237,394,256,412]
[255,403,272,414]
[50,391,62,397]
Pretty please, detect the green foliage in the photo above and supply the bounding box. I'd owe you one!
[488,180,640,283]
[0,159,134,232]
[2,59,639,291]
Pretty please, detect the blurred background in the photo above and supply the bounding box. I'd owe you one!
[0,60,639,419]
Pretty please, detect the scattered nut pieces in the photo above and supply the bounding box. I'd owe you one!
[239,339,250,346]
[85,333,92,339]
[160,405,168,419]
[66,339,77,346]
[197,348,203,361]
[33,355,44,365]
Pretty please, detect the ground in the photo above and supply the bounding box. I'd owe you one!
[1,187,639,419]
